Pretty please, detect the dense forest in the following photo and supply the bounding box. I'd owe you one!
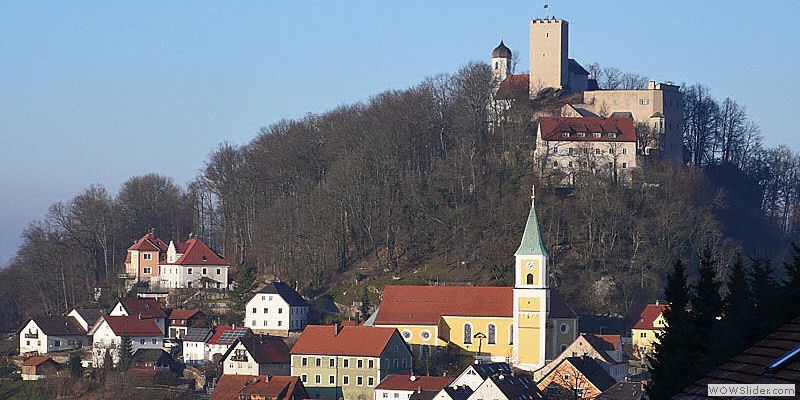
[1,61,799,333]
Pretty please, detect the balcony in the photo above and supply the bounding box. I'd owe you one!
[24,333,38,339]
[231,355,249,362]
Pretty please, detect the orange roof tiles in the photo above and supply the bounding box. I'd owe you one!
[173,237,229,266]
[211,375,306,400]
[375,374,455,391]
[22,356,55,367]
[290,325,400,357]
[539,117,637,142]
[168,308,199,320]
[102,315,163,337]
[632,303,668,330]
[128,232,169,252]
[374,285,513,325]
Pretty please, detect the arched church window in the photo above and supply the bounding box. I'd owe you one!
[526,273,534,285]
[487,324,496,345]
[463,323,472,345]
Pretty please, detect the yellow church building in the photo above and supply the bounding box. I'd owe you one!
[369,192,577,371]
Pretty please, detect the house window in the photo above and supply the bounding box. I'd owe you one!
[217,268,221,274]
[343,376,349,385]
[329,375,335,384]
[526,273,534,285]
[552,161,558,167]
[639,98,650,105]
[577,132,586,138]
[582,148,588,154]
[278,321,282,326]
[301,374,307,383]
[420,330,431,341]
[640,332,647,338]
[343,359,349,368]
[463,323,473,344]
[143,267,151,274]
[368,376,375,386]
[263,321,267,327]
[264,308,268,313]
[609,132,617,138]
[622,162,628,169]
[568,161,573,167]
[316,357,321,367]
[593,132,601,138]
[368,359,374,369]
[188,268,193,275]
[315,375,321,384]
[609,148,614,154]
[402,330,412,340]
[561,344,568,352]
[301,357,308,366]
[357,376,363,386]
[143,253,152,260]
[509,324,514,345]
[252,308,257,314]
[487,324,496,345]
[562,132,569,138]
[140,339,145,345]
[357,359,363,368]
[553,147,558,153]
[202,268,207,275]
[568,148,574,154]
[278,308,283,314]
[595,148,601,154]
[329,358,335,368]
[54,340,61,347]
[622,148,627,154]
[563,374,571,381]
[560,323,570,334]
[152,338,158,344]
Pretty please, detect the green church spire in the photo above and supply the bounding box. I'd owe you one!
[515,185,548,256]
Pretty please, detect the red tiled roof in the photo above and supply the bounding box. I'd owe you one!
[102,315,163,337]
[291,325,400,357]
[633,303,668,330]
[538,117,636,142]
[211,375,306,400]
[172,237,229,266]
[119,297,167,318]
[128,232,169,252]
[207,325,251,345]
[374,286,513,325]
[168,308,199,320]
[375,374,455,391]
[594,334,622,350]
[23,356,55,367]
[496,74,530,100]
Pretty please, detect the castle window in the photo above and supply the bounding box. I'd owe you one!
[463,323,473,344]
[487,324,496,345]
[526,273,534,285]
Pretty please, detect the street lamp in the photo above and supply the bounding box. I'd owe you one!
[473,332,487,364]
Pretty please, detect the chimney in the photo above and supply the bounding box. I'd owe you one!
[655,300,659,306]
[334,323,343,336]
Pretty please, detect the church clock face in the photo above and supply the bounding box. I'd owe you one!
[526,261,534,270]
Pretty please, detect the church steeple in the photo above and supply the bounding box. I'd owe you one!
[515,186,548,257]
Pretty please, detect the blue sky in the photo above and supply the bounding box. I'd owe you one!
[1,1,798,266]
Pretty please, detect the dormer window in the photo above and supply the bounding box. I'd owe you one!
[562,132,569,138]
[577,132,585,138]
[608,132,617,138]
[593,132,601,138]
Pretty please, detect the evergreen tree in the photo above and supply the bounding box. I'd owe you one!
[231,265,256,314]
[714,253,756,363]
[691,243,723,373]
[748,254,782,338]
[360,286,372,320]
[67,352,83,377]
[646,260,698,400]
[781,242,800,321]
[118,332,133,370]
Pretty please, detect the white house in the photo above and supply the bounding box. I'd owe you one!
[245,281,309,335]
[18,316,89,355]
[374,375,455,400]
[158,237,230,289]
[207,325,252,363]
[468,372,541,400]
[449,362,513,391]
[109,297,168,335]
[67,309,101,332]
[182,327,214,365]
[89,315,164,367]
[220,334,291,376]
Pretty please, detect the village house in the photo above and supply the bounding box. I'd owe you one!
[533,333,628,382]
[67,308,102,332]
[167,308,202,339]
[290,324,413,400]
[245,281,309,336]
[369,191,577,371]
[375,374,455,400]
[596,381,645,400]
[110,296,168,335]
[18,315,90,355]
[130,348,175,372]
[182,327,214,365]
[21,356,60,380]
[220,334,291,376]
[469,372,543,400]
[207,325,253,362]
[124,230,230,290]
[449,362,513,391]
[210,374,309,400]
[537,356,617,399]
[630,302,668,360]
[88,315,164,367]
